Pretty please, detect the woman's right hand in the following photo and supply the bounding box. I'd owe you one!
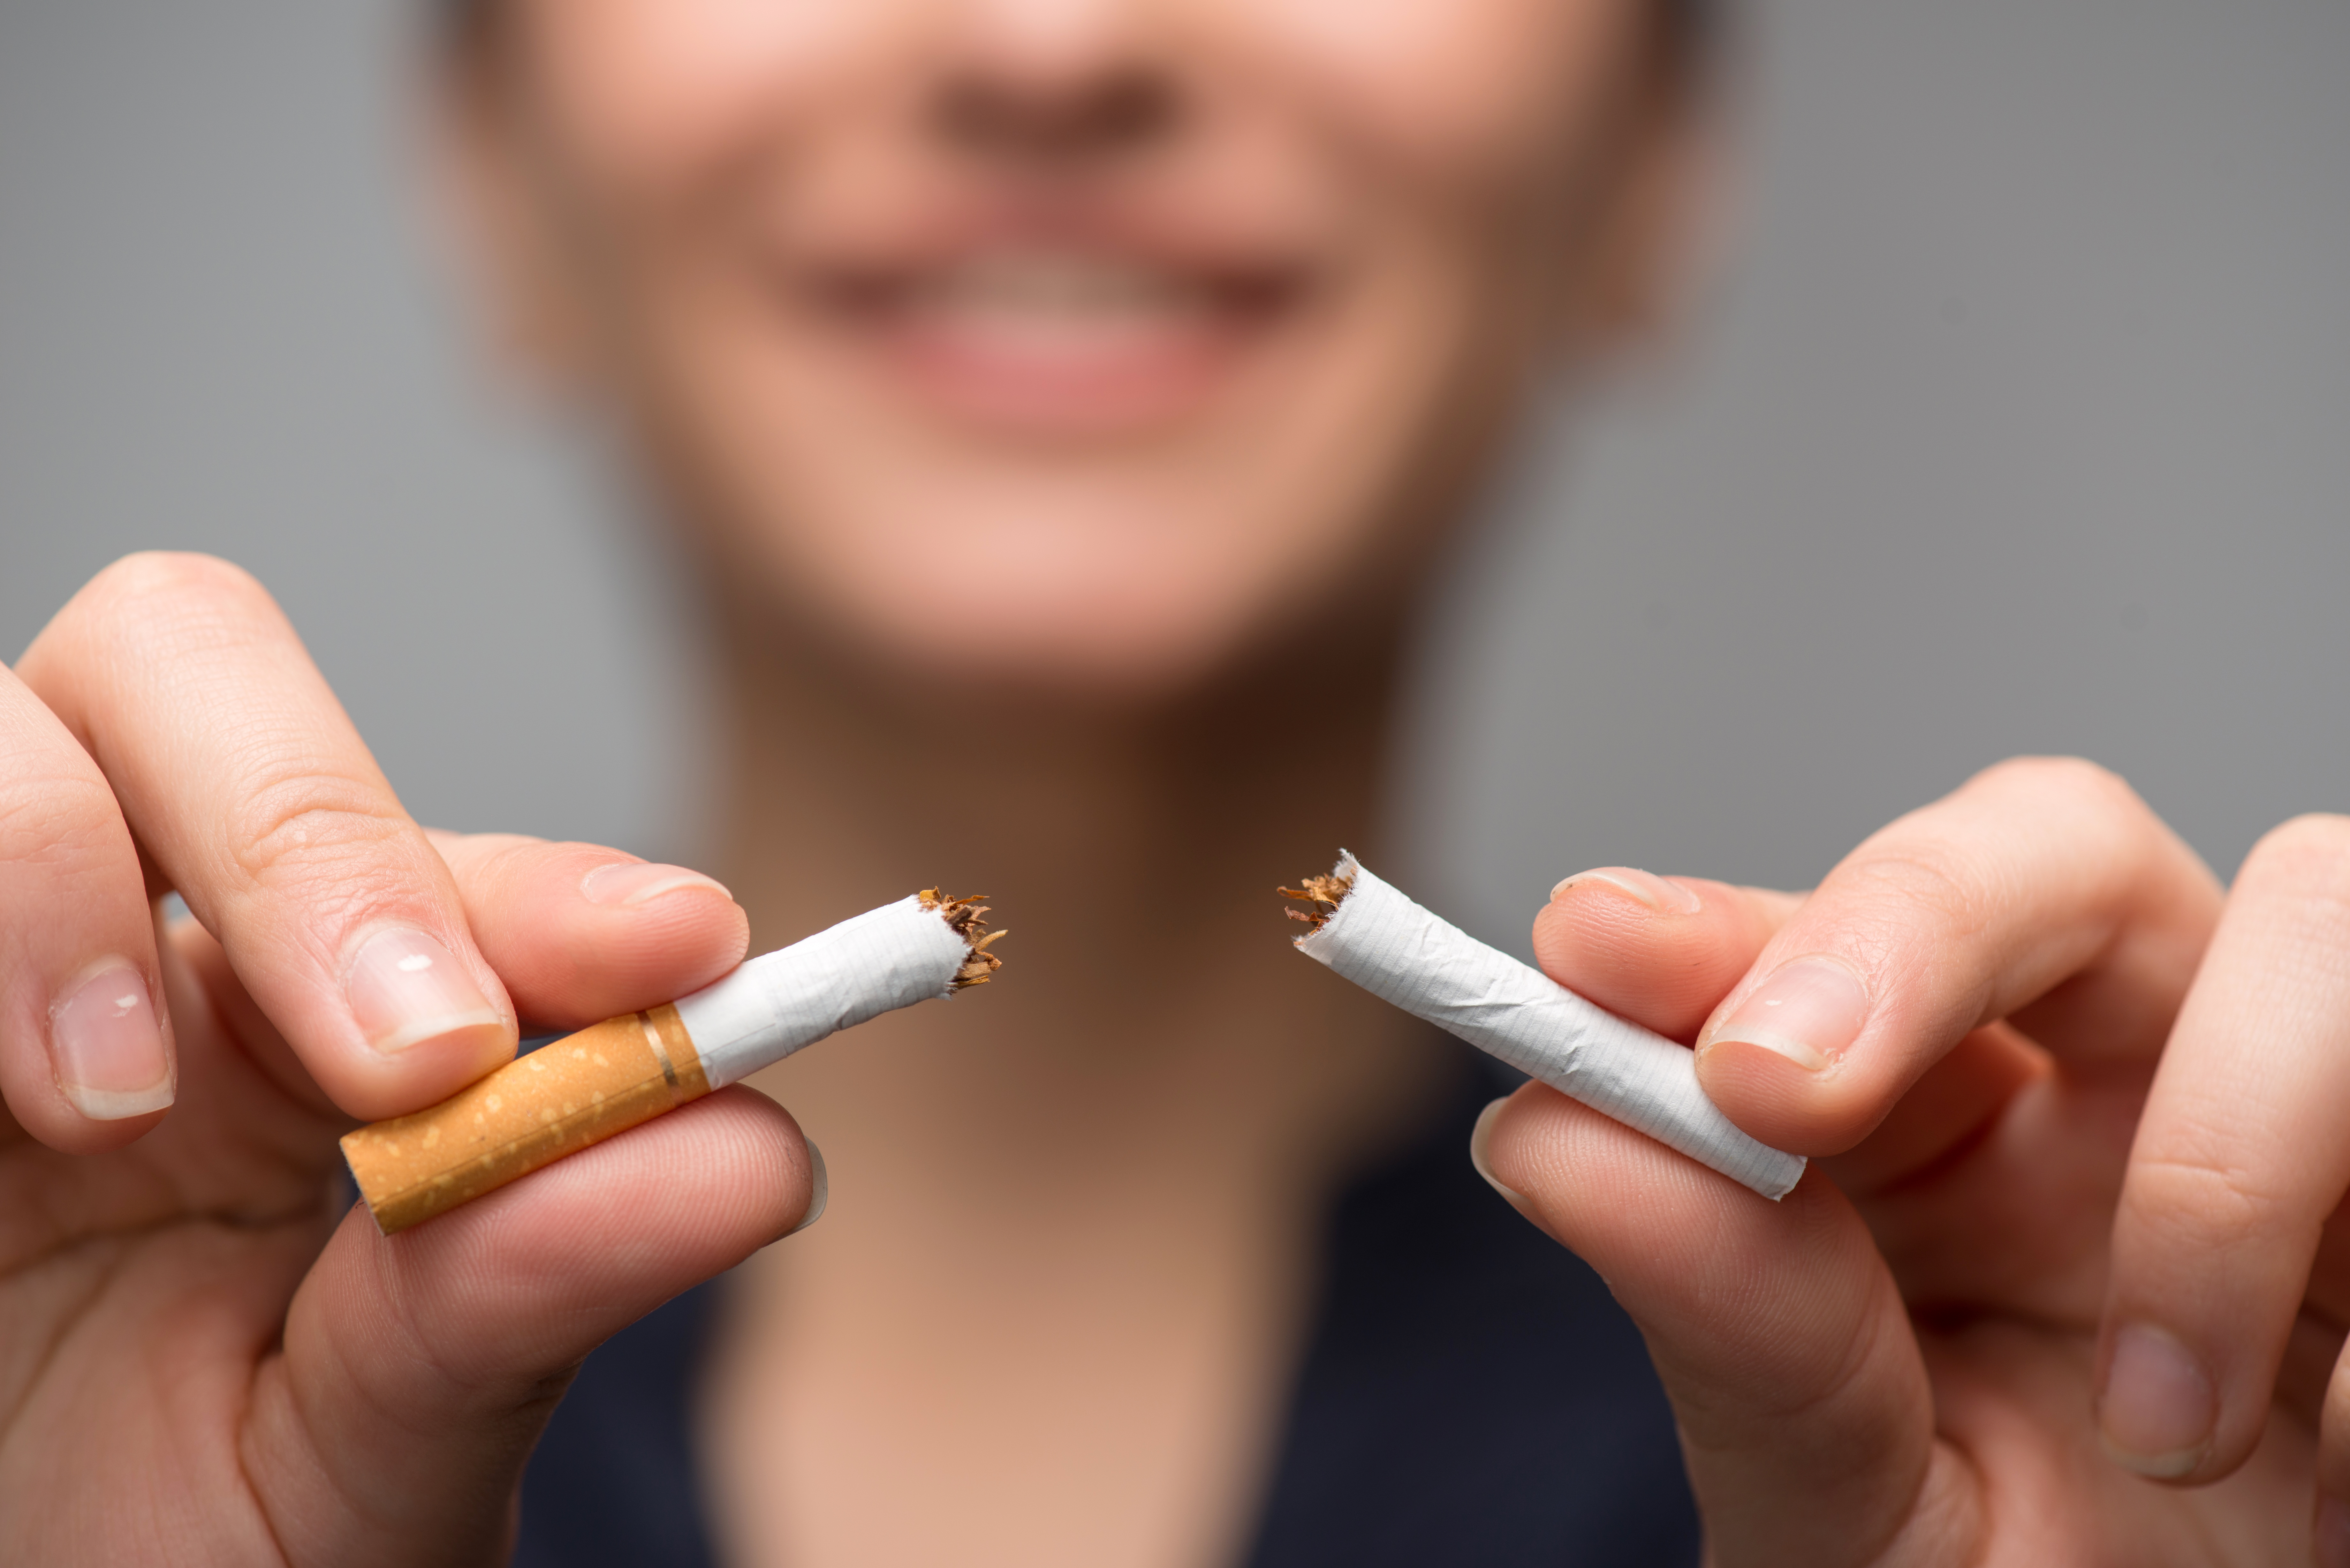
[1,553,819,1565]
[1480,758,2336,1565]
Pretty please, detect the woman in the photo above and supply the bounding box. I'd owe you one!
[2,1,2345,1564]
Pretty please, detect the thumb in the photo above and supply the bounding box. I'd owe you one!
[241,1086,814,1568]
[1475,1084,1978,1568]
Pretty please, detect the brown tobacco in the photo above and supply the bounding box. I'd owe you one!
[1276,870,1357,932]
[922,887,1007,988]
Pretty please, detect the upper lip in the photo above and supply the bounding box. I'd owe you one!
[800,245,1308,323]
[767,197,1326,326]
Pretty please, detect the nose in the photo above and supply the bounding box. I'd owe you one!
[929,1,1181,165]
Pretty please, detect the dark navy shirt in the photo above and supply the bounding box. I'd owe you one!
[514,1068,1700,1567]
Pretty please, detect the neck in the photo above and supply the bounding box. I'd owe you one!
[695,602,1454,1568]
[707,601,1446,1195]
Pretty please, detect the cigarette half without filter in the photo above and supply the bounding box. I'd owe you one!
[1282,853,1805,1200]
[341,888,1005,1235]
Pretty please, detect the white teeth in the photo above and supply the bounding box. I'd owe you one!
[921,253,1196,318]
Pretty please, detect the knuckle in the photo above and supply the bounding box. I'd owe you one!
[81,550,268,619]
[229,761,413,889]
[2127,1146,2298,1253]
[1837,846,1990,943]
[0,770,126,871]
[57,553,285,663]
[1972,754,2147,824]
[2241,814,2350,893]
[469,833,557,882]
[1946,755,2192,909]
[428,831,562,904]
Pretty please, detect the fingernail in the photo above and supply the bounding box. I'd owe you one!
[789,1139,828,1235]
[1469,1097,1531,1207]
[50,961,174,1120]
[2096,1322,2216,1478]
[1700,955,1869,1073]
[1550,866,1703,915]
[344,929,507,1056]
[580,860,733,908]
[2316,1496,2350,1568]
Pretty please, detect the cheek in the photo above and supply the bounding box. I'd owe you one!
[1203,0,1632,181]
[512,0,914,189]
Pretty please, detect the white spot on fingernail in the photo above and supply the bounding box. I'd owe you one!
[114,994,139,1012]
[397,954,434,973]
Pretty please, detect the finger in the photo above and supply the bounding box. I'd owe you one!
[242,1085,815,1568]
[0,662,175,1151]
[1690,757,2220,1155]
[1473,1084,1982,1567]
[1532,868,2044,1199]
[15,554,516,1119]
[427,832,749,1029]
[1531,867,1797,1040]
[2099,814,2350,1487]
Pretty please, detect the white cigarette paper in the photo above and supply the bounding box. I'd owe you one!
[676,893,976,1086]
[1290,853,1806,1200]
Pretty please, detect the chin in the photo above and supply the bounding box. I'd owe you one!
[763,522,1331,707]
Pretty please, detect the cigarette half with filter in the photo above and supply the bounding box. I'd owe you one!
[1282,853,1804,1200]
[341,888,1005,1235]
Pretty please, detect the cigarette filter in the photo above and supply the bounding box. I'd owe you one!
[342,889,1004,1234]
[1283,854,1804,1200]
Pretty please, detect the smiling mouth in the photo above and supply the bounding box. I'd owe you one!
[788,247,1316,434]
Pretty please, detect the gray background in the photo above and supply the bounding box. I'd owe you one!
[3,0,2345,958]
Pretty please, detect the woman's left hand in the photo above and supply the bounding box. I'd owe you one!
[1477,756,2350,1565]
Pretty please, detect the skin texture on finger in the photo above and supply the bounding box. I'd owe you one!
[2102,814,2350,1487]
[426,832,750,1029]
[15,555,517,1119]
[1476,1084,1980,1568]
[1689,758,2221,1157]
[240,1086,809,1568]
[0,664,174,1152]
[1530,871,1796,1042]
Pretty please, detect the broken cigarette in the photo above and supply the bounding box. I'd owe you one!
[1282,853,1804,1200]
[342,888,1004,1234]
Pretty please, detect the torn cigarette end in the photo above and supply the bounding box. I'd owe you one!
[921,887,1008,988]
[1276,871,1356,932]
[345,887,1003,1234]
[1281,851,1806,1201]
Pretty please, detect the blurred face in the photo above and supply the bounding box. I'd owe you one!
[452,0,1686,697]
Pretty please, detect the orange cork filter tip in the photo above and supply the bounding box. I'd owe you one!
[342,1004,708,1235]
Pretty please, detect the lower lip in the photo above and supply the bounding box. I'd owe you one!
[806,292,1292,437]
